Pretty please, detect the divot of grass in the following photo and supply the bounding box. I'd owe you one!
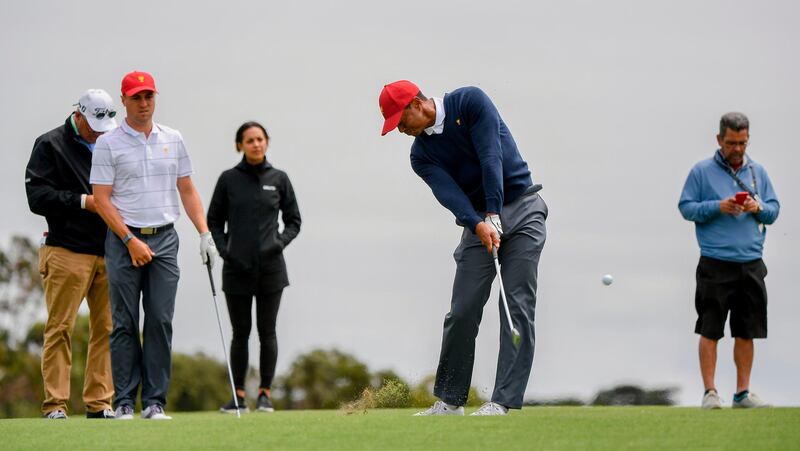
[341,379,411,414]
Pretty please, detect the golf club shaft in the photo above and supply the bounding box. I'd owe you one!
[207,262,241,418]
[492,246,516,333]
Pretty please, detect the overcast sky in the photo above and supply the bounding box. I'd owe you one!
[1,0,798,406]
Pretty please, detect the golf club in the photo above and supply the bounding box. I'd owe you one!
[206,261,241,418]
[492,246,521,347]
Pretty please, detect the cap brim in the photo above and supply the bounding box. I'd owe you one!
[123,86,157,96]
[381,109,403,136]
[86,115,118,133]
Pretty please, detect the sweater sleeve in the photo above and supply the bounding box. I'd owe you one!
[25,137,82,216]
[754,166,780,225]
[678,166,721,223]
[411,152,483,232]
[206,173,229,258]
[463,88,504,213]
[278,172,301,248]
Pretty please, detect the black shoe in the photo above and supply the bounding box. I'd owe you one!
[220,396,248,414]
[86,408,116,419]
[257,393,274,412]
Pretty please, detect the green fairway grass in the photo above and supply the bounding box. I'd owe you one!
[1,407,798,450]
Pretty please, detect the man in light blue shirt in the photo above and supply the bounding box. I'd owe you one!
[679,112,780,409]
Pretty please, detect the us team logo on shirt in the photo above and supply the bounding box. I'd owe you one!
[163,146,170,154]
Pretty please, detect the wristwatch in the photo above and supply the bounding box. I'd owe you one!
[122,233,135,246]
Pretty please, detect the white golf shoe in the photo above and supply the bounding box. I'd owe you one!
[413,400,464,416]
[471,402,509,416]
[732,392,770,409]
[701,390,722,409]
[44,409,67,419]
[142,404,172,420]
[115,405,134,420]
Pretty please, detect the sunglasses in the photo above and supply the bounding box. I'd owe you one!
[75,102,117,120]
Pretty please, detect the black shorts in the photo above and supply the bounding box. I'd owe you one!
[695,256,768,340]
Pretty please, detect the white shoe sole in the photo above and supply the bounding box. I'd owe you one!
[143,415,172,420]
[413,410,464,416]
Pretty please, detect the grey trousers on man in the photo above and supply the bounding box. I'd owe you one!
[104,228,179,410]
[433,188,547,409]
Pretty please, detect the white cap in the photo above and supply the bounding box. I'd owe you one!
[75,89,118,132]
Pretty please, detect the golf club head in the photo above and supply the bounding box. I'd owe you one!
[512,328,521,347]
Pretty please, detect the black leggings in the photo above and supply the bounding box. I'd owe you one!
[224,290,283,390]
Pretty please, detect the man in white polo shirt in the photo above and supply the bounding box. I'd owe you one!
[91,71,219,420]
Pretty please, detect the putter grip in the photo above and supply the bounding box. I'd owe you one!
[492,246,498,259]
[206,262,217,296]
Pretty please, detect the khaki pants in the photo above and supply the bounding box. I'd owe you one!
[39,245,113,414]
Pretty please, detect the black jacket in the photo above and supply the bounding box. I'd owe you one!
[25,116,107,256]
[207,157,301,295]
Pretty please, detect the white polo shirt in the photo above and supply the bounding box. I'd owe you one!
[424,97,445,135]
[90,120,194,227]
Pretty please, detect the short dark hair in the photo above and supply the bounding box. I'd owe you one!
[404,91,427,110]
[719,112,749,138]
[235,121,269,152]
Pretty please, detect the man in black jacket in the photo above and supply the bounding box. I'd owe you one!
[25,89,118,419]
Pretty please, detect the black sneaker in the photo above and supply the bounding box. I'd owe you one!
[86,408,116,419]
[256,393,274,412]
[220,396,248,414]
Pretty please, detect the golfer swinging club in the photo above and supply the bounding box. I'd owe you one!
[379,80,547,416]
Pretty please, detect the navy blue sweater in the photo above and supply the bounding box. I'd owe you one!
[410,87,533,232]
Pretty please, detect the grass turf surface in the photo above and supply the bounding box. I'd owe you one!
[2,407,798,450]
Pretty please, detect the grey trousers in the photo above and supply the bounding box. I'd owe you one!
[104,228,179,409]
[433,189,547,409]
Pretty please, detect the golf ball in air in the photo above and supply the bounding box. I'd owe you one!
[602,274,614,286]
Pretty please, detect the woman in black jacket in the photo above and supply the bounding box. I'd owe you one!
[207,121,301,413]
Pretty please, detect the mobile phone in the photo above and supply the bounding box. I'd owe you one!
[735,191,749,205]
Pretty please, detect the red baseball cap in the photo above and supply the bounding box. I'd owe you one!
[121,71,158,96]
[379,80,420,136]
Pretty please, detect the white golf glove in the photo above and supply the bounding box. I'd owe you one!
[484,214,503,237]
[199,232,219,268]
